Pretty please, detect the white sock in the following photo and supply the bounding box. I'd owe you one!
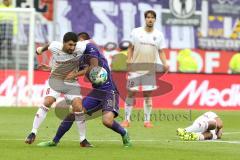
[124,97,134,121]
[31,105,49,134]
[75,113,86,142]
[144,97,152,122]
[185,121,208,133]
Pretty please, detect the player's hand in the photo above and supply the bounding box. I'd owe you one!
[163,64,169,73]
[36,47,43,55]
[86,65,95,73]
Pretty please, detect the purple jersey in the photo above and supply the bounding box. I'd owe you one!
[78,41,119,117]
[79,41,118,92]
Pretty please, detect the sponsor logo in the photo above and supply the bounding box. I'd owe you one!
[174,80,240,107]
[0,76,46,106]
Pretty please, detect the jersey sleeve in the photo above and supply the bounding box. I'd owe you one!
[48,41,63,55]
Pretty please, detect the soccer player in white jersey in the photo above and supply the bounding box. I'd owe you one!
[121,10,169,128]
[177,111,223,141]
[25,32,90,146]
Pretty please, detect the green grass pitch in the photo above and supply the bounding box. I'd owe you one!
[0,107,239,160]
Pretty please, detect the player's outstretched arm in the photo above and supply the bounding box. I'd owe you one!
[65,67,89,80]
[36,43,50,55]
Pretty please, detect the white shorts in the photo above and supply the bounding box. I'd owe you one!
[126,72,157,91]
[43,80,82,102]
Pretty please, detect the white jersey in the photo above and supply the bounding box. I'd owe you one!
[202,112,218,119]
[130,27,166,73]
[48,41,87,81]
[194,111,218,125]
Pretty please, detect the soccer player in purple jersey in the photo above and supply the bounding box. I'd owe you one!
[37,32,131,147]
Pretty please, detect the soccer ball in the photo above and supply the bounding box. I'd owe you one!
[89,66,108,85]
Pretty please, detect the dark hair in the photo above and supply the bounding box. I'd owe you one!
[78,32,90,40]
[63,32,78,43]
[119,40,130,50]
[144,10,156,19]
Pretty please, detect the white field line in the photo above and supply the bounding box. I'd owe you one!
[223,132,240,135]
[176,140,240,144]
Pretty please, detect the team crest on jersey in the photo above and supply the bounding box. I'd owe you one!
[90,48,96,52]
[153,36,157,41]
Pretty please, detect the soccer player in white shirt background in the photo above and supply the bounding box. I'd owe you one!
[25,32,88,146]
[121,10,169,128]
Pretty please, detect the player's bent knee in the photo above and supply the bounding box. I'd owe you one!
[102,116,114,127]
[71,97,83,112]
[102,111,114,127]
[72,97,82,104]
[102,119,113,127]
[43,96,56,107]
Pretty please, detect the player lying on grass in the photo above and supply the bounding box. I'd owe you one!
[25,32,89,147]
[177,111,223,141]
[37,32,131,147]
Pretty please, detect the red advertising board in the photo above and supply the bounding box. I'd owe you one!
[155,73,240,110]
[0,70,239,110]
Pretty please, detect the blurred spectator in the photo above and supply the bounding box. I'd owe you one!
[111,40,130,71]
[177,49,198,73]
[0,0,17,59]
[229,52,240,73]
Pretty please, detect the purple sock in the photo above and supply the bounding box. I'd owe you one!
[110,121,126,136]
[53,114,75,143]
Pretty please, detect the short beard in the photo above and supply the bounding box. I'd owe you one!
[146,24,153,28]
